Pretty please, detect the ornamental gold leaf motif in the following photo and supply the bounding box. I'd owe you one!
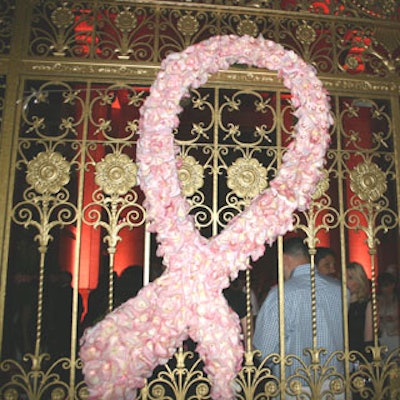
[311,169,329,200]
[26,151,70,194]
[227,157,267,199]
[349,160,387,202]
[95,152,137,196]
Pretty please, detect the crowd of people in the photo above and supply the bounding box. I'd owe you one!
[249,237,400,398]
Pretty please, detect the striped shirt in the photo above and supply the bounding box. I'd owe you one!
[253,263,345,379]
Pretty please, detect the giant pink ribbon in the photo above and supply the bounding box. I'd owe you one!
[80,34,332,399]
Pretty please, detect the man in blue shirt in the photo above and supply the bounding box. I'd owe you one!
[253,237,345,398]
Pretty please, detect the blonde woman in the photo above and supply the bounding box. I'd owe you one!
[346,262,373,354]
[377,272,400,353]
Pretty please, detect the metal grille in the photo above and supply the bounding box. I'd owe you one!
[0,1,399,399]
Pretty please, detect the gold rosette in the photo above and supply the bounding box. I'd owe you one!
[227,157,267,199]
[350,160,387,202]
[51,6,74,29]
[177,155,204,196]
[95,152,137,196]
[26,151,70,194]
[177,15,199,37]
[115,10,137,32]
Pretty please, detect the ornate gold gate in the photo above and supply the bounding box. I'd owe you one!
[0,0,399,399]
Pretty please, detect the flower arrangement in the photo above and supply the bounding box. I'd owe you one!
[80,34,332,400]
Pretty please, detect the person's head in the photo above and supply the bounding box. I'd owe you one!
[346,262,370,302]
[315,247,337,277]
[386,264,399,281]
[116,265,144,304]
[378,272,397,295]
[57,271,72,287]
[282,237,310,280]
